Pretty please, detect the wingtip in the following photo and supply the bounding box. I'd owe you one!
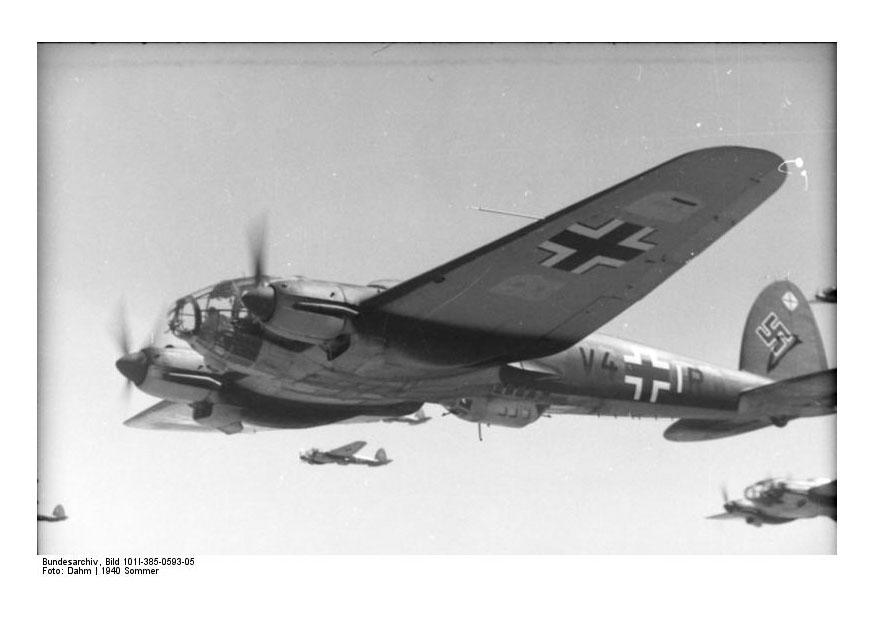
[682,145,785,175]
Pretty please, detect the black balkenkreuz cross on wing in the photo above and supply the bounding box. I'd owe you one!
[537,218,656,274]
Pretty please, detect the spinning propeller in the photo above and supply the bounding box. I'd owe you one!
[112,302,164,391]
[720,484,735,512]
[222,215,277,321]
[813,287,836,304]
[240,216,277,321]
[248,215,267,288]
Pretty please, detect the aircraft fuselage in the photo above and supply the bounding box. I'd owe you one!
[118,275,776,431]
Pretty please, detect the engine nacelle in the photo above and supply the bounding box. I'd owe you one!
[135,346,221,403]
[448,397,542,428]
[260,280,351,342]
[241,278,381,358]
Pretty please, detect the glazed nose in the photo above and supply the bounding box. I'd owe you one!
[115,351,149,385]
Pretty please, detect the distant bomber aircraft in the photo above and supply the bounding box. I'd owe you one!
[300,441,391,466]
[115,147,836,442]
[814,287,837,304]
[708,477,836,526]
[37,504,67,522]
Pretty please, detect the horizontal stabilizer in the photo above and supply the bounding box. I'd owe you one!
[738,368,836,420]
[664,418,773,442]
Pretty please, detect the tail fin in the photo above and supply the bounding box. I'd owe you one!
[375,448,389,463]
[740,281,827,380]
[52,505,66,519]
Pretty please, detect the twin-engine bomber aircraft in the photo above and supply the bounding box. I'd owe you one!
[116,146,836,441]
[708,478,837,526]
[37,504,67,523]
[300,441,392,466]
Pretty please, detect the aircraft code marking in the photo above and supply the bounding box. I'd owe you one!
[579,347,618,374]
[538,218,656,275]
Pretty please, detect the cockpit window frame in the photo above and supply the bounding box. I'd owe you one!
[168,276,280,341]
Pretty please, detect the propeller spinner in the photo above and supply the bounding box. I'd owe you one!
[112,303,151,388]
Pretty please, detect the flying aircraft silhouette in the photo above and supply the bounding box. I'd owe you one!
[115,147,836,441]
[708,478,836,526]
[300,441,391,466]
[814,287,836,303]
[37,504,67,522]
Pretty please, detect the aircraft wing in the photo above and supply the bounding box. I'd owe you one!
[326,440,367,457]
[364,147,785,361]
[124,400,214,432]
[738,368,837,419]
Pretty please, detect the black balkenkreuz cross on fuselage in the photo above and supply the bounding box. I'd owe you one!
[116,147,836,441]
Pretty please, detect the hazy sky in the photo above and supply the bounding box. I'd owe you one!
[37,43,835,554]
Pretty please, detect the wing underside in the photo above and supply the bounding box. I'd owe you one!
[124,400,215,432]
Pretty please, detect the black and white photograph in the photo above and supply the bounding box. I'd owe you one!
[36,43,837,559]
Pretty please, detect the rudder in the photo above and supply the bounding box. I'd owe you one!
[740,281,827,380]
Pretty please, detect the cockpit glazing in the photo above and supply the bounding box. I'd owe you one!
[168,277,279,361]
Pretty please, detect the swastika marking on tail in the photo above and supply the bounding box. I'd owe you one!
[756,312,801,371]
